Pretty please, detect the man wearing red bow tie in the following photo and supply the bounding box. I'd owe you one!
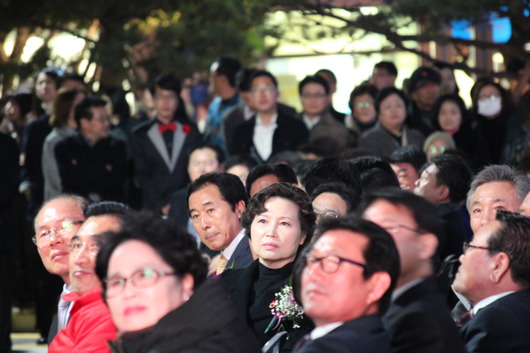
[130,74,202,212]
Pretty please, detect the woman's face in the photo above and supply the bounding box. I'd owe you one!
[477,84,502,118]
[250,197,306,269]
[4,100,21,122]
[105,240,193,333]
[438,100,462,133]
[353,93,376,124]
[378,93,406,132]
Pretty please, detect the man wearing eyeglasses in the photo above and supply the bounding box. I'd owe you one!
[293,217,399,353]
[48,201,129,353]
[33,194,89,343]
[361,188,466,353]
[452,211,530,353]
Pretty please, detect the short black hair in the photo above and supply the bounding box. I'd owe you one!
[236,68,258,92]
[84,201,130,218]
[293,216,400,314]
[246,163,298,197]
[375,87,408,114]
[310,182,360,213]
[249,70,278,89]
[241,183,315,246]
[315,69,337,84]
[374,61,398,77]
[352,156,400,192]
[150,73,181,96]
[38,67,60,88]
[422,154,473,203]
[58,72,85,88]
[74,97,107,127]
[488,211,530,289]
[302,157,362,196]
[388,145,427,173]
[187,172,248,214]
[95,211,208,298]
[298,75,330,96]
[348,84,378,112]
[359,188,443,240]
[186,142,225,166]
[212,57,242,88]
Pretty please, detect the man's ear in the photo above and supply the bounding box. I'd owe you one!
[180,273,195,301]
[418,232,438,260]
[235,200,246,219]
[490,252,511,283]
[366,271,391,306]
[437,185,450,203]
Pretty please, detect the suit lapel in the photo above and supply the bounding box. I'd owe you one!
[169,123,186,171]
[147,123,171,168]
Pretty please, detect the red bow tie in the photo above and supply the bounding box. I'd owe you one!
[158,121,177,134]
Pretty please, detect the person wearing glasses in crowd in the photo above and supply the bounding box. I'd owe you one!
[310,182,359,225]
[221,183,316,351]
[33,194,90,343]
[49,201,129,353]
[95,212,261,353]
[292,217,399,353]
[361,188,466,353]
[453,211,530,353]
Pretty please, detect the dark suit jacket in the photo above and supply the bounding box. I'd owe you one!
[227,235,253,270]
[130,118,202,211]
[228,111,309,163]
[296,314,391,353]
[358,123,425,158]
[221,260,312,352]
[384,278,466,353]
[461,290,530,353]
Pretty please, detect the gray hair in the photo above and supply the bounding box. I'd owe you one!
[466,165,530,210]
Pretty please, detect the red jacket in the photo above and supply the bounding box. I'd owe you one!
[49,288,117,353]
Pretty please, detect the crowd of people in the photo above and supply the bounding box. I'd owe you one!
[1,56,530,353]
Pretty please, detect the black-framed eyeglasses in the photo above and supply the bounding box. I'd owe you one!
[462,242,490,254]
[104,267,175,298]
[304,253,366,274]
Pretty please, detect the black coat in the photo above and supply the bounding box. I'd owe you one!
[228,112,309,163]
[129,119,202,211]
[294,314,392,353]
[461,290,530,353]
[55,134,128,202]
[109,280,261,353]
[384,278,467,353]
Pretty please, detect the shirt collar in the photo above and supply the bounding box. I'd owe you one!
[310,322,344,340]
[472,291,516,315]
[221,228,246,260]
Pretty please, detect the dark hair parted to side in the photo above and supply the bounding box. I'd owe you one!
[150,73,181,96]
[249,70,278,89]
[95,211,208,297]
[351,156,400,192]
[187,172,248,214]
[212,57,242,88]
[302,157,362,196]
[298,75,330,96]
[241,183,316,247]
[245,163,298,197]
[388,145,427,173]
[293,216,400,314]
[375,87,408,114]
[186,141,225,166]
[358,188,443,240]
[489,211,530,289]
[310,182,360,213]
[84,201,130,219]
[374,61,398,77]
[422,154,473,203]
[73,97,107,127]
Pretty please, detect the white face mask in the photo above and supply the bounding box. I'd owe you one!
[478,95,502,118]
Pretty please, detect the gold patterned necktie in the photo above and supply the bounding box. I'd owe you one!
[216,254,229,275]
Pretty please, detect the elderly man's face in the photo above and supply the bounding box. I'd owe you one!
[69,215,121,296]
[469,182,521,234]
[453,220,501,305]
[34,198,85,283]
[301,230,380,327]
[188,184,245,251]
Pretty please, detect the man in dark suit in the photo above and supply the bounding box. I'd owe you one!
[294,217,400,353]
[228,70,308,163]
[188,172,253,274]
[361,189,466,353]
[453,211,530,353]
[130,74,202,212]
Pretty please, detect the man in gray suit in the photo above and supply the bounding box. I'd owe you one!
[188,172,253,274]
